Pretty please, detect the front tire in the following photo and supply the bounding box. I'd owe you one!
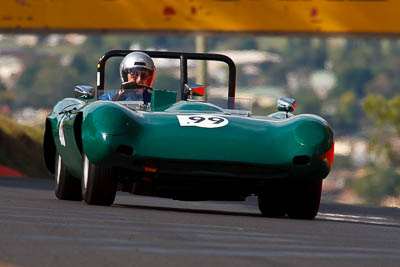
[81,152,117,206]
[257,180,287,217]
[286,179,322,220]
[55,151,82,201]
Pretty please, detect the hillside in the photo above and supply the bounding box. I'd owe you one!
[0,115,51,178]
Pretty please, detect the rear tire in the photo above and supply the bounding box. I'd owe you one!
[55,151,82,201]
[257,180,286,217]
[286,179,322,220]
[81,152,117,206]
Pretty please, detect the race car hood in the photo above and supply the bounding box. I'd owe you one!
[81,101,334,168]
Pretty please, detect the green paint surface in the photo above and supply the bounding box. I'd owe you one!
[47,98,334,180]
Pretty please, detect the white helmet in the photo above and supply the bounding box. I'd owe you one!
[120,52,156,89]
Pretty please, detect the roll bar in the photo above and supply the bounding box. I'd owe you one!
[97,50,236,102]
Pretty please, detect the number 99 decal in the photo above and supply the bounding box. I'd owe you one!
[177,115,229,128]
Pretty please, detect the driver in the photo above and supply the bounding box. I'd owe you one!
[100,52,155,104]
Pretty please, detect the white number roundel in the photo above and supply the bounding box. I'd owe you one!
[177,114,229,128]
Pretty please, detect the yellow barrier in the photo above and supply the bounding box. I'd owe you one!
[0,0,397,34]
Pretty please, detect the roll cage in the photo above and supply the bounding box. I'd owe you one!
[97,50,236,103]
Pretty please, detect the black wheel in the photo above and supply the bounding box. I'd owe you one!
[286,179,322,220]
[81,152,117,206]
[54,151,82,201]
[257,180,287,217]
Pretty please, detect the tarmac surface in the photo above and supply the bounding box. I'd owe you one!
[0,176,399,267]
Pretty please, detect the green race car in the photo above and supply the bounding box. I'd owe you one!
[43,50,334,220]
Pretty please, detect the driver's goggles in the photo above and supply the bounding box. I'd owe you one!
[126,68,153,78]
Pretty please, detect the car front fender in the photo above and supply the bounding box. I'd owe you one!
[81,101,143,165]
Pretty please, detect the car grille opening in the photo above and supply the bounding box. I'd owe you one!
[293,155,310,165]
[116,145,134,156]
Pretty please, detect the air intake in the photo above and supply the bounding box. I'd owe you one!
[116,145,134,156]
[293,155,310,165]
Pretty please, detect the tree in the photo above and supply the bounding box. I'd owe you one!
[351,94,400,205]
[0,80,6,91]
[329,91,362,135]
[331,67,372,98]
[15,58,81,108]
[352,167,400,205]
[0,80,14,106]
[363,94,400,163]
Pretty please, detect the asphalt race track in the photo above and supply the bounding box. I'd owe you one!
[0,177,399,267]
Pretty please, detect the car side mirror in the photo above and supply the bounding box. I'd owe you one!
[184,83,205,99]
[74,85,95,101]
[277,97,296,118]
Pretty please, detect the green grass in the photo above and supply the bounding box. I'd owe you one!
[0,114,51,178]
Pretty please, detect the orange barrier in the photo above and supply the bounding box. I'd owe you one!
[0,165,24,178]
[0,0,399,34]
